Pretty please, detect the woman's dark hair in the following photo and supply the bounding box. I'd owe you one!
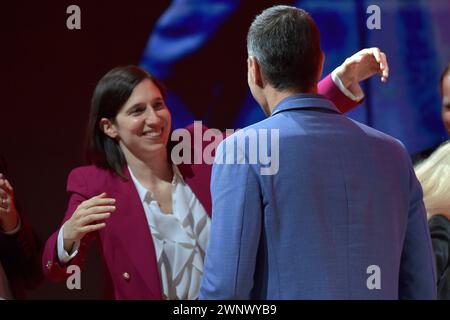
[86,65,166,178]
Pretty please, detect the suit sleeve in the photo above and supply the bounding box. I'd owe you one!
[42,168,96,281]
[318,74,360,113]
[398,162,437,299]
[199,138,263,299]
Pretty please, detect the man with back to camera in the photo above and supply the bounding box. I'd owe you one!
[200,5,436,299]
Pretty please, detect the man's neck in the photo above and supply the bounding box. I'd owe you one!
[266,86,318,115]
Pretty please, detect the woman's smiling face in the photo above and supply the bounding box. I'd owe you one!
[103,78,172,160]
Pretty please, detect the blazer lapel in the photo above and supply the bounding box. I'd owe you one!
[112,167,163,299]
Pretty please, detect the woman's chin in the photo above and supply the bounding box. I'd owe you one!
[143,143,167,156]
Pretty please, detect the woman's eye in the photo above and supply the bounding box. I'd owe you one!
[153,103,165,110]
[132,107,145,114]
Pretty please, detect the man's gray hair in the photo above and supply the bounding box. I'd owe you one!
[247,5,322,91]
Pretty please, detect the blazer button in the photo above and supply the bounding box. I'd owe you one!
[122,272,130,281]
[46,261,53,270]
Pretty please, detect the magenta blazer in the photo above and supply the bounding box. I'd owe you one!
[42,74,358,299]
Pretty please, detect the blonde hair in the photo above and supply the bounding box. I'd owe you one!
[415,141,450,218]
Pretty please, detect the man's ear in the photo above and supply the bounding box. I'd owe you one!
[100,118,118,139]
[318,50,325,81]
[249,56,264,89]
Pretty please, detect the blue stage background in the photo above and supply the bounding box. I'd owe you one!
[141,0,450,155]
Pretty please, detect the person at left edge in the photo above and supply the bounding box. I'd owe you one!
[0,155,43,299]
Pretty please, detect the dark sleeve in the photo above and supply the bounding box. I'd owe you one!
[0,212,44,293]
[0,153,43,294]
[429,214,450,284]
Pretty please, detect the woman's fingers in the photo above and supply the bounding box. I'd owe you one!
[66,189,118,241]
[0,194,9,209]
[80,223,107,233]
[368,47,382,64]
[368,47,389,82]
[3,179,13,193]
[379,52,389,82]
[0,178,7,192]
[80,205,115,217]
[67,193,116,240]
[77,193,115,211]
[77,193,107,209]
[81,212,111,225]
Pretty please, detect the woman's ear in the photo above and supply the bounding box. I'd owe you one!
[100,118,118,139]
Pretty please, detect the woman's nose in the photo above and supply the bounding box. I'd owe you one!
[144,108,160,125]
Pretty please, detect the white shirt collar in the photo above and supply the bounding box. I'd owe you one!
[128,164,185,203]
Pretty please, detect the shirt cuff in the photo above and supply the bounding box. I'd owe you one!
[331,71,365,102]
[57,223,80,264]
[1,216,22,235]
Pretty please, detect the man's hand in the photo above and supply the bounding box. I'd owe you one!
[0,173,19,232]
[334,47,389,98]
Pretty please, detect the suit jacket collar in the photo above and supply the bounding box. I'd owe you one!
[271,93,341,116]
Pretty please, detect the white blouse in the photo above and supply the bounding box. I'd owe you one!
[128,165,211,300]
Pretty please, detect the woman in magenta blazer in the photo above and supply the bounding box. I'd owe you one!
[42,49,388,299]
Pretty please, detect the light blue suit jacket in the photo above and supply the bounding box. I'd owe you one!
[200,94,436,299]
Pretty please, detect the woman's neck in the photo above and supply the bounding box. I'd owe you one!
[125,149,173,188]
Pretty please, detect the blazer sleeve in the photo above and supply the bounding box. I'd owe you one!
[428,214,450,289]
[199,138,263,299]
[318,74,360,113]
[0,212,43,295]
[398,162,437,299]
[42,168,97,281]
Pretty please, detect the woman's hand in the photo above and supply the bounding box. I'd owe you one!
[63,192,115,252]
[334,47,389,98]
[0,173,19,232]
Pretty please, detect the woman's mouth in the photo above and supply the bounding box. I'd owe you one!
[142,128,163,138]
